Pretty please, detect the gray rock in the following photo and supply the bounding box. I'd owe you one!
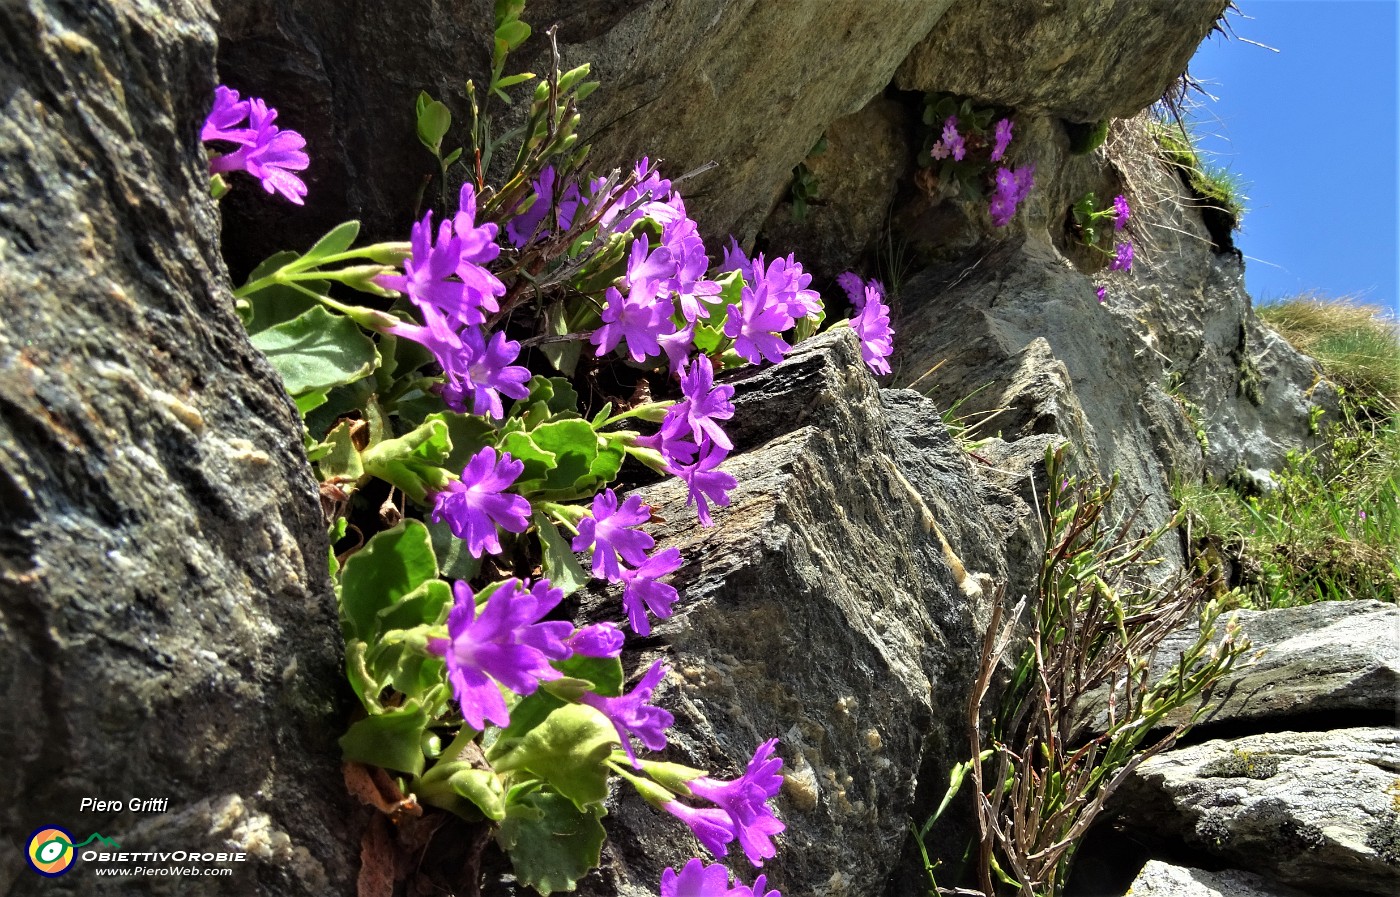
[1121,860,1310,897]
[758,96,914,283]
[1113,728,1400,896]
[896,1,1228,122]
[0,2,351,894]
[563,330,1026,896]
[212,0,495,274]
[538,0,958,243]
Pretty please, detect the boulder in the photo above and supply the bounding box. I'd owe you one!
[1112,728,1400,896]
[895,0,1229,122]
[1084,600,1400,735]
[555,329,1027,896]
[758,96,914,283]
[0,2,352,894]
[1119,860,1310,897]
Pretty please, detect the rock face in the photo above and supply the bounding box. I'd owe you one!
[212,0,495,275]
[0,2,352,894]
[891,114,1330,561]
[895,0,1229,122]
[1121,860,1310,897]
[560,330,1029,896]
[1112,728,1400,896]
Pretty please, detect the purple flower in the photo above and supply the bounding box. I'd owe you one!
[620,547,684,635]
[573,489,656,581]
[664,801,737,859]
[427,578,573,730]
[941,115,966,161]
[663,356,735,452]
[991,118,1014,162]
[599,157,680,232]
[733,875,780,897]
[566,622,625,658]
[431,446,532,558]
[659,321,698,373]
[634,426,700,472]
[836,271,866,309]
[988,164,1035,227]
[723,281,792,365]
[671,441,737,528]
[440,327,531,419]
[851,284,894,376]
[581,659,673,766]
[505,167,585,248]
[202,86,257,146]
[207,97,308,204]
[376,214,472,322]
[752,253,821,320]
[1095,285,1107,303]
[664,216,722,321]
[718,237,752,282]
[1110,241,1133,272]
[453,182,506,312]
[592,285,677,362]
[659,859,735,897]
[686,739,785,867]
[1112,194,1131,232]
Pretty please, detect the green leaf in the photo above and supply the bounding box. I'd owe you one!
[495,72,536,90]
[416,99,452,153]
[340,519,438,642]
[345,639,384,712]
[495,19,530,51]
[534,511,588,596]
[494,704,617,810]
[242,257,322,335]
[496,792,606,895]
[294,389,330,417]
[422,411,497,471]
[556,653,623,698]
[377,578,453,633]
[519,419,598,496]
[494,0,525,23]
[428,518,483,582]
[450,767,507,821]
[540,301,582,376]
[499,430,559,487]
[249,305,380,396]
[339,702,429,775]
[587,434,626,487]
[360,417,454,503]
[301,220,361,266]
[318,420,365,484]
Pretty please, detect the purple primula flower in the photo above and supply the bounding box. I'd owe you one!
[442,327,531,420]
[686,738,785,867]
[573,489,656,581]
[1112,194,1131,232]
[431,446,531,558]
[625,237,678,301]
[664,801,737,859]
[1111,241,1133,272]
[1095,284,1107,303]
[662,355,735,452]
[724,281,792,365]
[754,253,821,320]
[718,237,752,281]
[581,658,674,766]
[592,285,677,363]
[988,164,1035,227]
[427,578,573,730]
[208,97,309,204]
[851,284,894,376]
[566,622,625,659]
[202,85,257,145]
[599,157,681,232]
[376,214,471,321]
[991,117,1014,162]
[659,859,735,897]
[381,301,464,378]
[664,216,723,321]
[659,321,697,374]
[619,546,684,635]
[942,115,966,161]
[836,271,866,310]
[670,442,737,528]
[736,875,781,897]
[453,182,506,314]
[634,426,700,472]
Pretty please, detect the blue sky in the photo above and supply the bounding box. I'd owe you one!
[1186,1,1398,311]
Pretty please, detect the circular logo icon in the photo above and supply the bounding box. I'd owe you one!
[26,826,75,877]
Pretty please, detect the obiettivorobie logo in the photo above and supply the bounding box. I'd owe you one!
[25,827,120,877]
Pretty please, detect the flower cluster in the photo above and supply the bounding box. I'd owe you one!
[202,85,309,204]
[661,859,780,897]
[1072,193,1135,301]
[837,273,895,376]
[660,738,786,867]
[988,164,1036,227]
